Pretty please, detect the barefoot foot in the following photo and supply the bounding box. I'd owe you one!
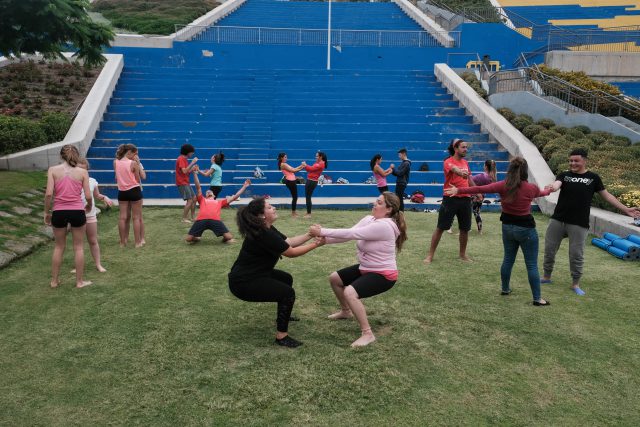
[459,256,473,263]
[96,265,107,273]
[327,310,353,320]
[351,333,376,348]
[423,255,433,264]
[76,280,92,288]
[50,281,60,289]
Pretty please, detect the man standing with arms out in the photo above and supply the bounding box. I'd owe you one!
[391,148,411,212]
[424,139,475,264]
[542,148,640,296]
[176,144,198,223]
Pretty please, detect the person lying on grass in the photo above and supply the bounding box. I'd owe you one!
[185,170,250,244]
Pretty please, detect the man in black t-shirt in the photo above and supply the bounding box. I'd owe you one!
[542,149,640,296]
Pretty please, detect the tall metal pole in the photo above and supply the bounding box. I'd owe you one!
[327,0,332,70]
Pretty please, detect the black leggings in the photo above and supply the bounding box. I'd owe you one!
[285,179,298,212]
[472,200,483,232]
[395,183,407,212]
[228,270,295,332]
[305,180,318,214]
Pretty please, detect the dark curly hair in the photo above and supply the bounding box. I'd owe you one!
[236,197,268,239]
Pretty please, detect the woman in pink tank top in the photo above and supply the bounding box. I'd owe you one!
[44,145,92,289]
[277,152,305,217]
[370,154,394,194]
[113,144,144,248]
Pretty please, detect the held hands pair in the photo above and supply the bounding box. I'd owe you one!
[308,224,325,246]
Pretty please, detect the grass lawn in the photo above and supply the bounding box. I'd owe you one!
[0,171,46,200]
[1,207,639,425]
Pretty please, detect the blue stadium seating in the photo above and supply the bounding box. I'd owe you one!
[90,0,510,205]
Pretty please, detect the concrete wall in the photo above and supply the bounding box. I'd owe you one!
[489,91,640,143]
[392,0,456,47]
[546,51,640,78]
[434,63,640,237]
[0,54,124,171]
[110,0,247,48]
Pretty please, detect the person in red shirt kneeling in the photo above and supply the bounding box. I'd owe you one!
[186,171,251,244]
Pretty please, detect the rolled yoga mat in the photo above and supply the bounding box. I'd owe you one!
[603,232,623,242]
[627,234,640,246]
[607,246,633,260]
[591,238,612,251]
[611,238,640,255]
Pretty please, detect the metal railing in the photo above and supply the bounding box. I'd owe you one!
[547,28,640,52]
[174,24,460,47]
[489,66,640,124]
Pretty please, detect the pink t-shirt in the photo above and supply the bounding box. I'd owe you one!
[115,158,139,191]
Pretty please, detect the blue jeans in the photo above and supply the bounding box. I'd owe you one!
[501,224,541,301]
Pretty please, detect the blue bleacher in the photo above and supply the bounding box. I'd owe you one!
[609,81,640,100]
[91,0,509,204]
[505,5,640,26]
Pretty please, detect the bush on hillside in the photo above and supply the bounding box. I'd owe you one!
[0,116,47,155]
[564,128,585,140]
[550,126,568,135]
[538,65,622,96]
[573,125,591,135]
[460,71,488,100]
[497,107,515,122]
[511,114,533,131]
[40,112,72,143]
[532,129,561,149]
[536,118,555,129]
[586,131,610,146]
[522,124,545,140]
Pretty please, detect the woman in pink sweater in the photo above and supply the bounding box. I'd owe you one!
[446,157,554,306]
[309,192,407,347]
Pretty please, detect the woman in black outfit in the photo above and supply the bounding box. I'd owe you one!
[228,197,325,348]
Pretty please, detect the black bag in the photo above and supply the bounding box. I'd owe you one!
[419,162,429,172]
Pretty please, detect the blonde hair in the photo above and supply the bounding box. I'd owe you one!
[60,145,80,167]
[382,192,408,251]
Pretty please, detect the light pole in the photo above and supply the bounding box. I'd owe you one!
[327,0,332,70]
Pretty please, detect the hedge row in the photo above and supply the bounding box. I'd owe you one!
[497,108,640,210]
[460,71,488,100]
[0,113,72,156]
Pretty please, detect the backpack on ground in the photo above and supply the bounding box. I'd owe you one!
[419,162,429,172]
[253,166,265,179]
[410,189,425,203]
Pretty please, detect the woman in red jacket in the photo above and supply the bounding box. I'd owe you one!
[446,157,554,306]
[303,151,327,218]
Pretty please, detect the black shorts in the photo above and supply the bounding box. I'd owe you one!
[336,264,396,299]
[51,210,86,228]
[118,186,143,202]
[437,196,472,231]
[188,219,229,237]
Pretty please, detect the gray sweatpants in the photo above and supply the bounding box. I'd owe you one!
[543,218,590,283]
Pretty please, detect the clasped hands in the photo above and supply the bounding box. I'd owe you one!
[308,224,325,246]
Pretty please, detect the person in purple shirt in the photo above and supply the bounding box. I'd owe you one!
[470,159,497,234]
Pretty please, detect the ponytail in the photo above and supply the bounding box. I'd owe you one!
[382,192,408,251]
[60,145,80,167]
[115,144,128,160]
[485,159,497,182]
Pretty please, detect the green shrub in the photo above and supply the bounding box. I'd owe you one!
[39,112,72,143]
[0,115,47,155]
[522,124,545,140]
[536,118,555,129]
[565,128,585,140]
[586,131,609,146]
[512,114,533,131]
[532,129,561,150]
[612,135,632,147]
[573,125,591,134]
[542,137,572,159]
[497,108,516,122]
[548,148,572,174]
[550,126,568,135]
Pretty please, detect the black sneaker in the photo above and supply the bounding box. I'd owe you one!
[275,335,303,348]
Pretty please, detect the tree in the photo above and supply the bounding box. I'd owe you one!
[0,0,114,67]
